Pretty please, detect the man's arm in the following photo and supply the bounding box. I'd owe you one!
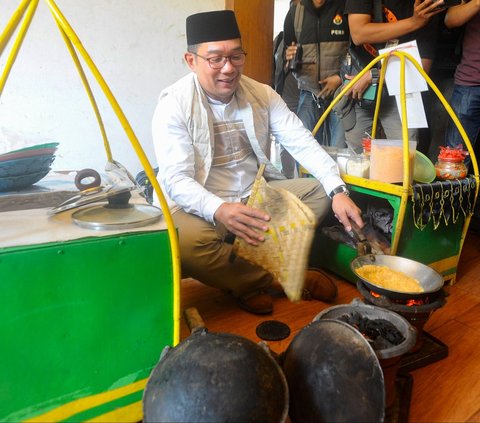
[445,0,480,28]
[267,88,363,231]
[348,0,442,46]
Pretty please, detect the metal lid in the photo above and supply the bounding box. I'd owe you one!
[48,167,136,216]
[71,203,162,230]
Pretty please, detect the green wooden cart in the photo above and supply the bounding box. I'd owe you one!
[310,49,479,285]
[1,1,181,421]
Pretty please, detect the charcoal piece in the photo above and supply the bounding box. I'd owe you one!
[256,320,291,341]
[338,312,405,350]
[365,204,393,235]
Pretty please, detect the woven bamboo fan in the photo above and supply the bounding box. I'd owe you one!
[233,164,317,301]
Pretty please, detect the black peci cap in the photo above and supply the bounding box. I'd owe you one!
[186,10,241,45]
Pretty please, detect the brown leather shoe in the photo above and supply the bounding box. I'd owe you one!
[236,291,273,315]
[303,268,338,303]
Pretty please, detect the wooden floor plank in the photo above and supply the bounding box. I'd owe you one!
[425,285,480,332]
[410,320,480,422]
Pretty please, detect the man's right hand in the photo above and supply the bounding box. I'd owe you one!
[414,0,445,22]
[214,202,271,246]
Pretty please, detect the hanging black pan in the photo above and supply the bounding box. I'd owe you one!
[142,307,289,423]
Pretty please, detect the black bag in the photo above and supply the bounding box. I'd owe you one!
[272,32,287,94]
[338,0,383,110]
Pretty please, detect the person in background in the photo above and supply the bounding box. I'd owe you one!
[272,27,300,178]
[444,0,480,166]
[152,10,363,315]
[342,0,442,150]
[283,0,350,148]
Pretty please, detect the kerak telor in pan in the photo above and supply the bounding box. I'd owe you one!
[350,254,444,300]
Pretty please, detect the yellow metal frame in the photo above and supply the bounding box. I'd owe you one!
[313,50,479,258]
[0,0,181,350]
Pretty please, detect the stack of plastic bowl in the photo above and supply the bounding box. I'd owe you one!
[0,142,58,192]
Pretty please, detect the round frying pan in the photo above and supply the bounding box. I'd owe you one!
[282,319,385,422]
[143,308,289,423]
[351,254,444,300]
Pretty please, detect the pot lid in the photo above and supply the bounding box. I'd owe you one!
[48,166,138,216]
[283,319,385,422]
[72,202,162,230]
[48,185,134,215]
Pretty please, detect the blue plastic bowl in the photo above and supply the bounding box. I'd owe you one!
[0,169,51,192]
[0,154,55,178]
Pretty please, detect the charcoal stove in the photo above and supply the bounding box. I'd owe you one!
[356,280,449,423]
[356,279,447,357]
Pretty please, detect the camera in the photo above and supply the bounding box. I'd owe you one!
[288,44,303,71]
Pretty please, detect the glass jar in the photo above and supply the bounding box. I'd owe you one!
[336,148,351,176]
[434,158,467,180]
[346,154,370,178]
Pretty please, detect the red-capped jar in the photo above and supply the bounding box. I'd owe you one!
[434,146,468,180]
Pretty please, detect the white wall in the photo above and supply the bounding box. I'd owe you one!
[0,0,223,175]
[274,0,290,38]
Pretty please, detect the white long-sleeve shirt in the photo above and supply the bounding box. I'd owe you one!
[152,73,344,223]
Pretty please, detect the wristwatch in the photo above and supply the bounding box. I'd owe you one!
[370,68,380,85]
[329,185,350,199]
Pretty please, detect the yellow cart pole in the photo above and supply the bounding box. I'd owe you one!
[52,20,113,161]
[0,0,32,53]
[0,0,38,96]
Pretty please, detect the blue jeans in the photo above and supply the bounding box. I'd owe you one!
[445,84,480,166]
[296,89,344,147]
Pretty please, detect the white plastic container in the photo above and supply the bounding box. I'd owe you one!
[370,140,417,184]
[346,154,370,178]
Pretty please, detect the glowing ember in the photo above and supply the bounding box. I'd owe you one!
[368,289,431,306]
[405,298,428,307]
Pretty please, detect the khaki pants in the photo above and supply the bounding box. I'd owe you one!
[172,178,330,298]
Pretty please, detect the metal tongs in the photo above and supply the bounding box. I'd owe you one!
[347,219,372,256]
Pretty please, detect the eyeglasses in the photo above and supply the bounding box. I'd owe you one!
[192,51,247,69]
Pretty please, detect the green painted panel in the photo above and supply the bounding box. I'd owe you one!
[0,231,174,422]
